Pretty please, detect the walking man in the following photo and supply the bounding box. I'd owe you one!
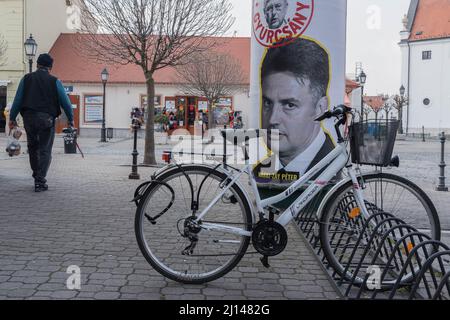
[8,53,74,192]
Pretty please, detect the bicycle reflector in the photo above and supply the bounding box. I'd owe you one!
[348,207,361,219]
[162,151,172,164]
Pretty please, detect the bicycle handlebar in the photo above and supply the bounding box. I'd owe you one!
[314,104,352,122]
[314,105,352,143]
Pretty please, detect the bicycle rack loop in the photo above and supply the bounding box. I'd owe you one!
[295,188,450,300]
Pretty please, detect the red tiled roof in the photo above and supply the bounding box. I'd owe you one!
[49,34,251,85]
[364,95,386,111]
[345,78,360,93]
[409,0,450,41]
[50,33,360,94]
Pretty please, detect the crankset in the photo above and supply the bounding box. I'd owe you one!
[252,220,288,262]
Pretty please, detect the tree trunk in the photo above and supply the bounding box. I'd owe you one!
[398,106,404,134]
[143,74,156,165]
[208,100,215,129]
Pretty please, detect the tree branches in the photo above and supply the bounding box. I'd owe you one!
[77,0,235,74]
[176,51,245,127]
[75,0,235,164]
[177,51,245,104]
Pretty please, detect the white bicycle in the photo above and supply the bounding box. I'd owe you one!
[134,105,440,286]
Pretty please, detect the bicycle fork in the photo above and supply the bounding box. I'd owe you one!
[347,166,372,221]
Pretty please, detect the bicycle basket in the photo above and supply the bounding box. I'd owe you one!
[349,120,399,167]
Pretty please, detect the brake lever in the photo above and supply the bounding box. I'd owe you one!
[314,111,332,122]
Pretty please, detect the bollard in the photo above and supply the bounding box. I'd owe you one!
[436,132,448,192]
[129,120,140,180]
[223,124,227,170]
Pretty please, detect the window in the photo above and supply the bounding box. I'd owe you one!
[84,94,103,123]
[140,94,162,122]
[422,51,432,60]
[214,97,233,126]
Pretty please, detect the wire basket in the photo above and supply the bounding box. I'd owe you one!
[349,120,399,167]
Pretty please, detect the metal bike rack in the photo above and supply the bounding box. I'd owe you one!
[294,189,450,300]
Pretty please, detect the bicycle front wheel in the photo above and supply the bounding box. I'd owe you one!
[320,172,440,288]
[135,165,253,284]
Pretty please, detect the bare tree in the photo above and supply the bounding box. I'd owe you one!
[0,34,7,66]
[362,104,372,122]
[77,0,235,165]
[176,51,245,129]
[392,94,408,134]
[382,95,395,122]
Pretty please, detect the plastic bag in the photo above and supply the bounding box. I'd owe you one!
[5,127,22,157]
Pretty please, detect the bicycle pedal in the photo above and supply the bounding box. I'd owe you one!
[260,256,270,268]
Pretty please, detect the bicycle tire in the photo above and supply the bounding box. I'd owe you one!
[319,172,440,288]
[135,165,253,284]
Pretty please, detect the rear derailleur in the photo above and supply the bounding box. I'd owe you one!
[181,217,202,256]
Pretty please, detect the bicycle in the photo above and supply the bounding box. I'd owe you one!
[133,105,440,287]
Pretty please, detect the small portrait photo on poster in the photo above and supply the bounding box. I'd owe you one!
[263,0,289,29]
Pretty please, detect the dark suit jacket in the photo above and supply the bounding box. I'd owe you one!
[253,133,335,185]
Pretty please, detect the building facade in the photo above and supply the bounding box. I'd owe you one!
[0,0,87,132]
[399,0,450,134]
[47,34,251,138]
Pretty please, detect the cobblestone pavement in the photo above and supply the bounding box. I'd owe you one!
[390,139,450,235]
[0,135,339,300]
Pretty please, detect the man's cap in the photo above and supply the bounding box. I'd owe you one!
[37,53,54,68]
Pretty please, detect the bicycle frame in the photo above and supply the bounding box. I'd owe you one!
[195,141,372,238]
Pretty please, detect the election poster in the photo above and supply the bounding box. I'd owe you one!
[249,0,347,186]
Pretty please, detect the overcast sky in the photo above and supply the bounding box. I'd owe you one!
[228,0,411,96]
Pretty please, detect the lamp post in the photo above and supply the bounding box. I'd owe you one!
[24,34,38,73]
[359,70,367,121]
[399,85,406,134]
[100,68,109,142]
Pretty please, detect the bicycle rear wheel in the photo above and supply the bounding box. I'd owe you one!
[135,165,253,284]
[320,172,440,288]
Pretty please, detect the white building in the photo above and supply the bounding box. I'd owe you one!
[399,0,450,135]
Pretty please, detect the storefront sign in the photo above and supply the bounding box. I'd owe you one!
[85,105,103,122]
[198,101,208,111]
[250,0,347,185]
[84,94,103,123]
[64,86,74,93]
[165,99,176,111]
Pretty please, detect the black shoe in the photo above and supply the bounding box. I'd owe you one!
[35,183,48,192]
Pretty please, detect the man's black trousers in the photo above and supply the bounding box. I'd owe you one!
[23,111,56,185]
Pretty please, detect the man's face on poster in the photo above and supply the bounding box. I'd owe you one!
[262,71,324,163]
[264,0,288,29]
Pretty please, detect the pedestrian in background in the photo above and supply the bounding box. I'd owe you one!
[9,53,74,192]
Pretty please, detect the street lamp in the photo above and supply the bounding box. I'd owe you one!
[100,68,109,142]
[359,70,367,121]
[24,34,38,73]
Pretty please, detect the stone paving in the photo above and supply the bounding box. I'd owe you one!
[1,132,449,300]
[0,134,340,300]
[390,139,450,235]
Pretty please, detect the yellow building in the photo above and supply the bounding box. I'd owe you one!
[0,0,88,131]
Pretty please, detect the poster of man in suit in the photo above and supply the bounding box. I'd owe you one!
[250,0,347,185]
